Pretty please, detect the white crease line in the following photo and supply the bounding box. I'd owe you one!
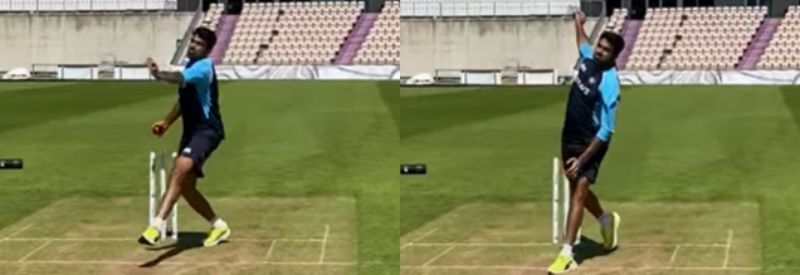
[669,245,681,266]
[0,260,358,266]
[410,242,552,247]
[17,241,51,262]
[2,224,34,240]
[265,240,277,261]
[723,229,734,268]
[319,224,329,264]
[669,243,727,248]
[400,228,438,250]
[401,264,762,271]
[2,237,320,243]
[422,246,455,267]
[407,242,728,248]
[274,238,324,242]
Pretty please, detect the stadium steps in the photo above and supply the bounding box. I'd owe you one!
[616,20,643,70]
[334,13,378,65]
[210,14,240,64]
[737,18,780,69]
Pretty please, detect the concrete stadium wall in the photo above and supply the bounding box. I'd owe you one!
[0,12,194,71]
[401,17,598,77]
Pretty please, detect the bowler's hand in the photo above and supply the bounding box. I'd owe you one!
[151,120,169,137]
[146,58,159,76]
[565,157,582,179]
[574,11,585,25]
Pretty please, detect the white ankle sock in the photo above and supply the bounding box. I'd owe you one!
[152,217,165,230]
[599,212,612,226]
[211,217,227,229]
[560,244,573,257]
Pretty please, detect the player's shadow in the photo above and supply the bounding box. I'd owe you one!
[573,236,617,264]
[138,231,217,267]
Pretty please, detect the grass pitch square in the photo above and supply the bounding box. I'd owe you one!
[576,243,676,268]
[671,245,725,268]
[432,246,547,266]
[0,196,357,275]
[253,265,356,275]
[400,246,457,266]
[267,240,324,262]
[0,241,47,261]
[21,241,145,261]
[401,201,760,273]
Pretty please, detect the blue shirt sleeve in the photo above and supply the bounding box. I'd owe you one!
[182,59,212,86]
[579,42,593,60]
[596,70,620,142]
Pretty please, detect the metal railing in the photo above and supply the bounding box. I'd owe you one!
[30,63,155,80]
[0,0,178,12]
[400,1,580,17]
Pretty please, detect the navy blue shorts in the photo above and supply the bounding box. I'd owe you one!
[178,129,222,178]
[561,142,609,184]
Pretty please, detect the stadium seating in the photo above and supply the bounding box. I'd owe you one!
[400,0,579,17]
[256,1,361,65]
[605,8,627,34]
[758,6,800,69]
[202,1,398,65]
[201,3,223,31]
[354,1,399,65]
[624,6,766,70]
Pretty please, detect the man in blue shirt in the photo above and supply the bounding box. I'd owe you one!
[139,27,230,247]
[548,12,625,274]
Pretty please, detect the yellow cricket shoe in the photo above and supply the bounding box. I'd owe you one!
[137,226,160,246]
[547,253,577,274]
[601,212,621,251]
[203,224,231,247]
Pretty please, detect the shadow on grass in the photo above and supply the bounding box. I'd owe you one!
[139,231,224,267]
[573,236,616,265]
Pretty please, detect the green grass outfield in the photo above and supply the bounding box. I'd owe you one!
[397,85,800,274]
[0,81,399,275]
[3,82,800,274]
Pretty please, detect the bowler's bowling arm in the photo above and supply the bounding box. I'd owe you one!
[152,70,184,85]
[574,13,587,47]
[163,102,181,126]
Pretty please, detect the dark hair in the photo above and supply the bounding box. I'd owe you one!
[194,26,217,53]
[599,31,625,58]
